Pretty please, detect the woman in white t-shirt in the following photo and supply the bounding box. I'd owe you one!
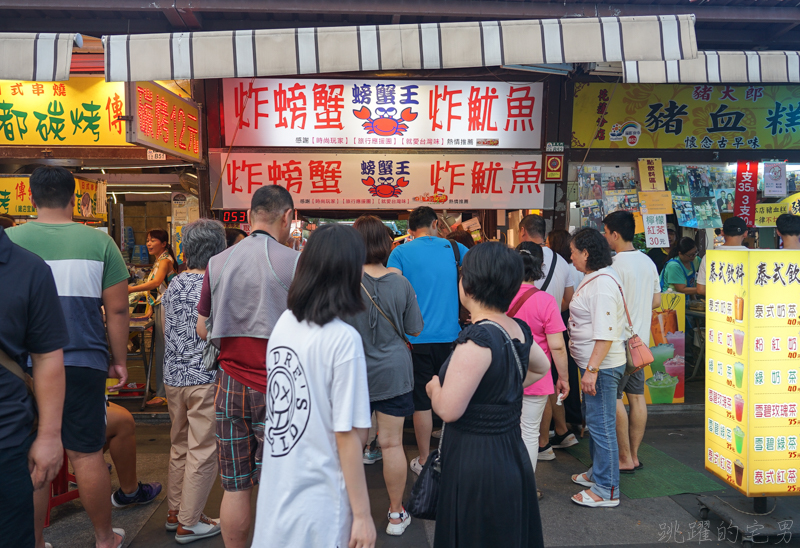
[567,228,626,509]
[253,224,376,548]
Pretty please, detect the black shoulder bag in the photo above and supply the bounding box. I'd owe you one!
[540,249,558,292]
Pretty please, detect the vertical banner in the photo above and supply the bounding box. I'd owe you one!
[734,161,758,226]
[637,158,665,191]
[643,214,669,248]
[706,249,800,496]
[763,162,787,198]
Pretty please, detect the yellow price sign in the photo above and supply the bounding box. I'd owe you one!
[639,190,674,215]
[0,175,105,220]
[755,203,789,227]
[705,249,800,497]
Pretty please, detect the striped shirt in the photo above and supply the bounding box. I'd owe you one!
[8,222,129,371]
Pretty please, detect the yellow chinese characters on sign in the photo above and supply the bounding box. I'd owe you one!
[637,158,665,191]
[573,83,800,150]
[706,250,800,497]
[127,81,202,163]
[0,78,128,146]
[0,176,105,220]
[755,203,789,227]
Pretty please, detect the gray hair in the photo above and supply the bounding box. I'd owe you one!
[182,218,226,270]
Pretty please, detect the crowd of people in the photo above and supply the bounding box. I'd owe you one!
[3,165,800,548]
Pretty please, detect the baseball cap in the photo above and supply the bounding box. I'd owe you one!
[666,223,677,233]
[723,216,747,236]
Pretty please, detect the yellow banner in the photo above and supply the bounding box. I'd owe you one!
[129,81,201,163]
[0,175,105,219]
[706,249,800,497]
[755,203,789,227]
[573,83,800,150]
[780,191,800,215]
[0,78,128,146]
[639,190,674,215]
[637,158,665,191]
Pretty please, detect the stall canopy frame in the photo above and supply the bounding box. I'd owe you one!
[101,15,697,82]
[0,33,82,81]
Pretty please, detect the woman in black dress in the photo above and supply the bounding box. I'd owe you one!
[426,243,551,548]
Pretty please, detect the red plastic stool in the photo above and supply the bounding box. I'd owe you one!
[45,451,79,527]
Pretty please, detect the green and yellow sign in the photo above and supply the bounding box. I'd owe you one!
[0,78,128,146]
[573,83,800,150]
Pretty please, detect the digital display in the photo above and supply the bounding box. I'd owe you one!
[219,210,247,223]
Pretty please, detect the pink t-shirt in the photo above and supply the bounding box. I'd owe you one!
[509,284,567,396]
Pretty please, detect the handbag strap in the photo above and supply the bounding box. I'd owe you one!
[0,346,33,395]
[478,320,525,380]
[540,250,558,292]
[580,273,635,336]
[507,286,539,318]
[360,283,409,346]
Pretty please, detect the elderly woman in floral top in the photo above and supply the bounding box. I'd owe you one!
[161,219,226,544]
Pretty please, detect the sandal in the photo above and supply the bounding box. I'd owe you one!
[146,396,168,406]
[571,472,595,488]
[571,489,620,508]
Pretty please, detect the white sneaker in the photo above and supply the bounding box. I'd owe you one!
[386,508,411,536]
[431,429,442,439]
[409,456,424,475]
[175,515,221,544]
[537,444,556,461]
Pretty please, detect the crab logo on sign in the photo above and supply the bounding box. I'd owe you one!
[353,106,418,136]
[266,346,311,457]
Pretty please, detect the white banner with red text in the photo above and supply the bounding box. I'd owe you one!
[221,78,543,150]
[211,152,544,210]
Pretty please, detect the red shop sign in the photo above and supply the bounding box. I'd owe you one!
[733,161,758,226]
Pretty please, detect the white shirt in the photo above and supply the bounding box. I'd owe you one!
[696,245,748,285]
[535,246,574,306]
[568,263,584,289]
[568,267,627,369]
[612,250,660,342]
[253,311,371,548]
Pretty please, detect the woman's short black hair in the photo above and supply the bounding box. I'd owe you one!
[668,236,697,259]
[461,242,523,312]
[288,224,366,326]
[225,228,247,248]
[353,215,392,265]
[571,228,613,272]
[515,241,544,282]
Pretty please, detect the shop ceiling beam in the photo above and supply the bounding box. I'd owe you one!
[0,0,799,24]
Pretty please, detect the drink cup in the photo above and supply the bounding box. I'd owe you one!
[734,426,745,454]
[735,394,744,422]
[734,459,744,486]
[649,344,675,375]
[666,331,686,358]
[645,372,679,404]
[734,329,745,356]
[664,356,686,399]
[734,295,744,322]
[734,362,745,388]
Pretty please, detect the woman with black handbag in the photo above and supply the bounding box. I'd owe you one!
[424,242,550,548]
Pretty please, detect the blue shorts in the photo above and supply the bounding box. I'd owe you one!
[371,391,414,418]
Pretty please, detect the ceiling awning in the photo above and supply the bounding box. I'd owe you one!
[103,15,696,82]
[624,50,800,84]
[0,33,81,81]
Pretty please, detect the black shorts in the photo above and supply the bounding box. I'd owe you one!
[63,366,108,453]
[371,391,415,418]
[617,369,645,399]
[411,342,454,411]
[0,433,35,547]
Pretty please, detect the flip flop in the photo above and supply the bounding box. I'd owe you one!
[619,467,636,474]
[635,461,644,470]
[572,472,595,488]
[571,490,620,508]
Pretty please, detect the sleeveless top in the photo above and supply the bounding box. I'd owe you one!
[206,232,300,342]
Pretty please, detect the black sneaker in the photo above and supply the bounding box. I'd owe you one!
[111,481,162,508]
[550,431,579,449]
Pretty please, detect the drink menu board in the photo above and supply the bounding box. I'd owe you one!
[705,250,800,497]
